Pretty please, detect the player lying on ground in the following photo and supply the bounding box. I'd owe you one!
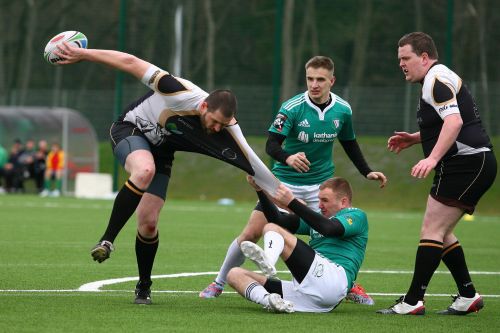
[227,176,369,313]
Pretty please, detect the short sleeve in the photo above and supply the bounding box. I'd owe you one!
[422,68,462,120]
[269,108,295,137]
[335,210,366,238]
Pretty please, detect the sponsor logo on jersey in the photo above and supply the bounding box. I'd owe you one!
[298,131,309,143]
[298,119,310,127]
[165,122,183,135]
[272,113,287,132]
[311,229,324,239]
[333,119,340,128]
[313,132,337,142]
[438,103,458,113]
[222,148,237,160]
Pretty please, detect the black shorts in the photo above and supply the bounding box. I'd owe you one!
[431,151,497,214]
[109,121,173,199]
[109,121,174,176]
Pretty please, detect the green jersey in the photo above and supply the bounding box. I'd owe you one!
[0,145,7,168]
[269,92,356,186]
[296,207,368,289]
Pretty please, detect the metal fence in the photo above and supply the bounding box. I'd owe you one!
[1,0,499,140]
[3,82,498,142]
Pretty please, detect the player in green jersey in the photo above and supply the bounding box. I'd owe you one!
[200,56,386,304]
[227,176,368,313]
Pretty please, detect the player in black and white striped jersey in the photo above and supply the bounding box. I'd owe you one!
[379,32,497,316]
[54,43,277,305]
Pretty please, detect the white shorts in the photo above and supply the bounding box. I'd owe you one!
[280,254,348,312]
[283,182,320,212]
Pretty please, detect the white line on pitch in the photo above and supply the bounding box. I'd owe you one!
[76,269,500,291]
[1,270,499,295]
[0,290,499,298]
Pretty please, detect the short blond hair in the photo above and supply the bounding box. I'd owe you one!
[305,56,334,75]
[319,177,352,202]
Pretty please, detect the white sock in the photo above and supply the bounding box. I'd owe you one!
[215,238,245,285]
[263,231,284,266]
[245,282,270,307]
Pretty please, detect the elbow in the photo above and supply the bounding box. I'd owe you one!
[452,114,463,128]
[265,138,274,155]
[446,114,463,130]
[265,145,272,156]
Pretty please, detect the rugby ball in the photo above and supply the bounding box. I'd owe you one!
[44,31,88,65]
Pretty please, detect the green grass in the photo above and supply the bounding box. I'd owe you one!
[99,136,500,214]
[0,195,499,332]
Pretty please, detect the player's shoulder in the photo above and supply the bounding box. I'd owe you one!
[155,74,208,103]
[423,64,462,104]
[332,93,353,114]
[281,92,306,112]
[174,76,200,91]
[338,207,367,220]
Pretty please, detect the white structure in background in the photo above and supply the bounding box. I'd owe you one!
[0,107,99,195]
[75,172,114,199]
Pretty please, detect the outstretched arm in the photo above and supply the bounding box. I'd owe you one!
[246,176,299,233]
[54,43,151,80]
[272,184,345,237]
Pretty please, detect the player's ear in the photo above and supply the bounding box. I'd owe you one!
[199,101,208,114]
[421,52,430,64]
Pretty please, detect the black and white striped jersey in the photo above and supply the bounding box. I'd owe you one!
[418,64,492,160]
[119,65,209,146]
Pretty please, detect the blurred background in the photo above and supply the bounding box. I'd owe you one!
[0,0,498,209]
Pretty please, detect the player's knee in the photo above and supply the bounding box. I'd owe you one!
[137,213,159,236]
[238,231,261,243]
[133,163,155,188]
[227,267,245,285]
[263,223,279,234]
[138,222,158,238]
[420,222,446,240]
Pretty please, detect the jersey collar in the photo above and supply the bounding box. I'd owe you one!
[304,92,337,120]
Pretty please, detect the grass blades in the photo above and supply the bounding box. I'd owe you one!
[0,195,499,332]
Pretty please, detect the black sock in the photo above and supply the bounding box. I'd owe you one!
[442,241,476,298]
[100,179,144,243]
[136,231,159,283]
[405,239,443,305]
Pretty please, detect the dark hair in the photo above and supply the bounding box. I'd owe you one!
[319,177,352,202]
[305,56,334,75]
[205,89,237,118]
[398,32,439,60]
